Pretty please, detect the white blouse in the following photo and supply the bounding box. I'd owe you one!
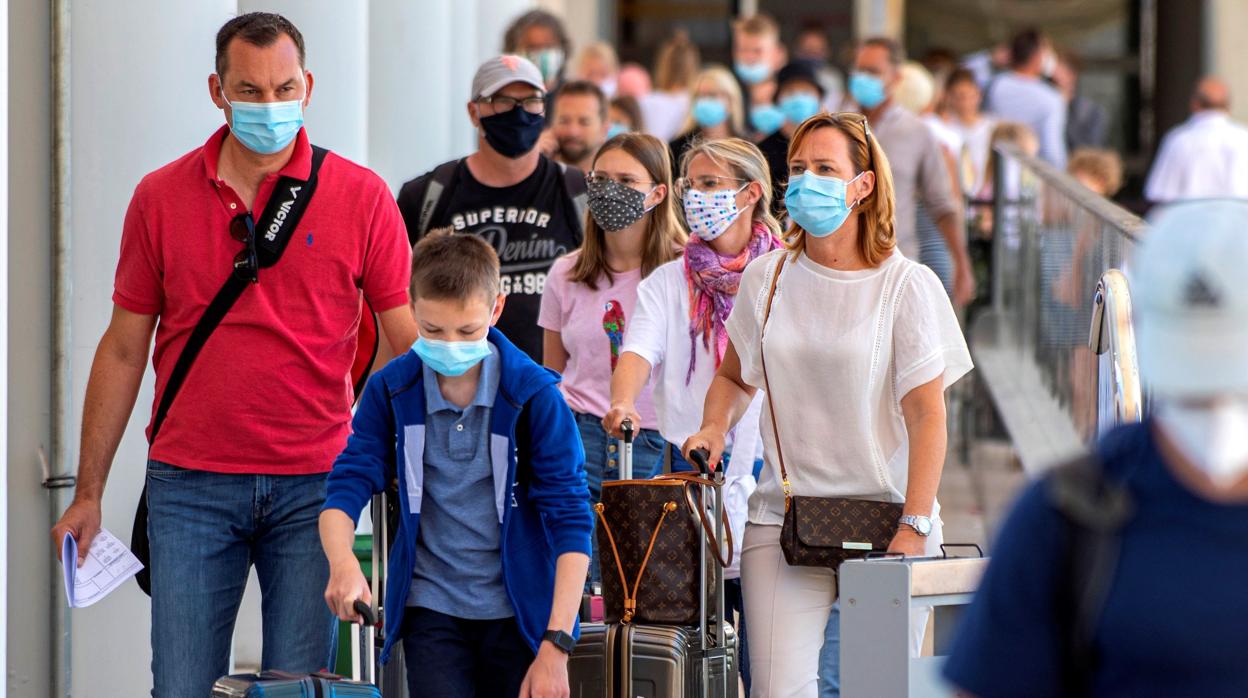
[725,249,973,525]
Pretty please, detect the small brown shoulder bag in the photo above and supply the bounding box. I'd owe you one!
[759,254,904,570]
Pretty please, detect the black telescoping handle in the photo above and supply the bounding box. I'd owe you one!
[689,448,712,476]
[352,599,377,627]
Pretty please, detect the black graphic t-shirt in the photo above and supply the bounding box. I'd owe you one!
[398,156,583,361]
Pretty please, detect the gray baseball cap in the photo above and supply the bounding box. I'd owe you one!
[472,55,545,99]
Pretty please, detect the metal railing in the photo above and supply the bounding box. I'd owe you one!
[968,145,1145,474]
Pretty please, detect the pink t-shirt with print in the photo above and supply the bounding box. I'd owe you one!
[538,252,660,427]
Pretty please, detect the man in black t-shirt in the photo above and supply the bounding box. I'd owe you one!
[397,55,587,361]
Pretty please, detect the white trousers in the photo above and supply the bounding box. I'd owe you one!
[740,522,943,698]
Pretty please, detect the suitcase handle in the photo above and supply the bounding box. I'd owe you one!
[688,448,713,476]
[352,599,377,627]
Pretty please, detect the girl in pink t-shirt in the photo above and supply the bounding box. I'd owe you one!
[538,133,686,585]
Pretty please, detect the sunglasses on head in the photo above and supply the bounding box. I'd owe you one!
[829,111,876,174]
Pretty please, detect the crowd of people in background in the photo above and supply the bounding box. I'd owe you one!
[49,6,1248,698]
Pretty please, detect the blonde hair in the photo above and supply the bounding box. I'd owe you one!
[654,30,701,92]
[573,41,618,77]
[785,113,897,266]
[680,137,784,238]
[733,13,780,40]
[570,133,687,290]
[1068,148,1123,196]
[894,61,935,114]
[679,65,746,137]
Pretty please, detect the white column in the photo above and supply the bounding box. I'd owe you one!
[854,0,905,39]
[240,0,371,164]
[0,0,9,694]
[69,3,237,694]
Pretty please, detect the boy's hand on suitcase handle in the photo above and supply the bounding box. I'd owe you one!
[682,429,726,473]
[51,497,101,567]
[324,558,372,623]
[601,402,641,439]
[519,641,570,698]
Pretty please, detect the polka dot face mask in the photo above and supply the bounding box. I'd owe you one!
[587,177,655,232]
[682,184,749,241]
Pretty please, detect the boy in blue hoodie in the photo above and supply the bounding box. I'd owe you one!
[320,234,592,697]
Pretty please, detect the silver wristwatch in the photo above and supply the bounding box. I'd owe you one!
[898,514,933,536]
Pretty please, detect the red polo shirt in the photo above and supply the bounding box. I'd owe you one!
[113,126,411,474]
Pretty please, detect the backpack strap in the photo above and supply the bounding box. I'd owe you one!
[1045,454,1135,697]
[558,161,588,246]
[415,158,462,239]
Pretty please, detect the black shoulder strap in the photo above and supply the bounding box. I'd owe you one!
[148,145,328,444]
[1046,454,1135,697]
[415,158,462,239]
[558,161,588,246]
[132,146,327,597]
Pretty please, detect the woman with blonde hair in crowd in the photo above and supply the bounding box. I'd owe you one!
[669,66,747,168]
[572,40,620,98]
[539,133,686,585]
[684,113,972,696]
[640,30,701,142]
[604,137,784,693]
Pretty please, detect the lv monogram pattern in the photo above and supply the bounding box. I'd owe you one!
[780,496,904,570]
[598,482,702,625]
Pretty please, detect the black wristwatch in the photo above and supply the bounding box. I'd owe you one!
[542,629,576,655]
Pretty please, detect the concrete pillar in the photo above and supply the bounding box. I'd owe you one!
[0,1,9,695]
[1204,0,1248,124]
[241,0,371,164]
[63,1,237,694]
[855,0,905,39]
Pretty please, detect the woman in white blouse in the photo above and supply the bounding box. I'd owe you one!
[684,112,973,697]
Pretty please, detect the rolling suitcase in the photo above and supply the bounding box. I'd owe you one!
[569,423,739,697]
[212,601,381,697]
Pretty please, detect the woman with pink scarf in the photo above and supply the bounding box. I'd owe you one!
[602,137,782,694]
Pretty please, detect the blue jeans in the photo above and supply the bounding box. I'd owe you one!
[146,460,334,697]
[401,607,533,697]
[818,601,841,697]
[576,412,665,586]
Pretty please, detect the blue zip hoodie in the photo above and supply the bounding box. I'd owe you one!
[322,328,593,663]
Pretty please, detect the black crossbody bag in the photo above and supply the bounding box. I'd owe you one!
[131,146,328,596]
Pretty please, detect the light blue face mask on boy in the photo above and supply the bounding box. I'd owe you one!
[412,336,493,377]
[785,171,866,238]
[222,88,305,155]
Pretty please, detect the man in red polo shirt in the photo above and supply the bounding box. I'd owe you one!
[49,13,416,695]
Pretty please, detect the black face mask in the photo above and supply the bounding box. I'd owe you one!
[480,107,546,158]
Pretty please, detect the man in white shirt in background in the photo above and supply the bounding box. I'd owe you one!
[1145,76,1248,204]
[984,28,1067,169]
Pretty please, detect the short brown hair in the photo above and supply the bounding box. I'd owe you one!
[862,37,905,67]
[410,234,501,303]
[734,13,781,39]
[653,31,701,92]
[1068,148,1124,196]
[216,12,305,78]
[554,80,608,122]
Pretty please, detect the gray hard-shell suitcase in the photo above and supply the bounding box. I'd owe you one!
[569,426,739,697]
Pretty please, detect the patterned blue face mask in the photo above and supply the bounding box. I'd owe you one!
[785,171,865,238]
[682,183,749,241]
[222,89,305,155]
[412,336,492,377]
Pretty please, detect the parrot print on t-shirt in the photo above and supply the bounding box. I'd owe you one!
[602,300,625,371]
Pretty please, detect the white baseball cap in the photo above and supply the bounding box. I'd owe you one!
[472,55,545,99]
[1132,199,1248,398]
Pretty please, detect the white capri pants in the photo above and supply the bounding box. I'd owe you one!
[740,521,943,698]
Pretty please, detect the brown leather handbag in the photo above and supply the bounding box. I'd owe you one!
[594,472,732,625]
[760,254,904,570]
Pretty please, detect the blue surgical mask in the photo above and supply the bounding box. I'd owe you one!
[750,104,785,135]
[779,93,821,125]
[735,61,771,85]
[848,72,887,110]
[785,171,865,238]
[412,336,493,377]
[692,97,729,128]
[607,122,630,139]
[223,91,305,155]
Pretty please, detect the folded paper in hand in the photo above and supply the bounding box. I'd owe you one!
[61,528,144,608]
